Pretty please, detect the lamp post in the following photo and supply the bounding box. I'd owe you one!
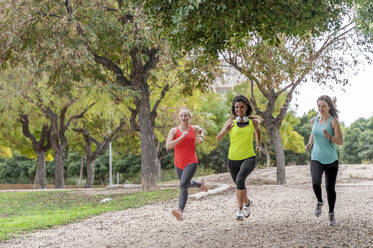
[109,142,112,186]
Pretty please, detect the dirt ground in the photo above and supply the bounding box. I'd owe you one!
[1,164,372,248]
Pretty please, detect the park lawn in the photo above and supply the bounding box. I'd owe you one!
[0,188,179,240]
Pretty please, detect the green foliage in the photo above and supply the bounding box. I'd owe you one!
[341,117,373,163]
[355,0,373,41]
[65,152,85,179]
[0,189,179,240]
[0,153,36,184]
[0,152,58,184]
[199,137,229,173]
[280,112,306,154]
[114,153,142,183]
[142,0,350,54]
[287,110,318,164]
[0,146,12,158]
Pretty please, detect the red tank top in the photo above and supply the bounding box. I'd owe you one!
[173,126,198,169]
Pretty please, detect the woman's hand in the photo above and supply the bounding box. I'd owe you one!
[305,143,312,152]
[180,130,189,139]
[256,145,262,156]
[223,119,234,132]
[196,136,204,144]
[323,129,331,140]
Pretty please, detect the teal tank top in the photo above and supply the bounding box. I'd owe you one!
[311,116,338,164]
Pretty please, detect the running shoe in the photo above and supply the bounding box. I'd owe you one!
[172,209,184,221]
[328,212,336,226]
[235,209,244,221]
[242,200,253,218]
[314,202,323,217]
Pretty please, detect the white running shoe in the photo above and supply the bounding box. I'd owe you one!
[235,209,244,221]
[328,212,336,226]
[243,200,253,218]
[314,202,323,217]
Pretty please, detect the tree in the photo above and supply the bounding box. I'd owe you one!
[142,0,351,55]
[0,68,52,188]
[221,18,372,184]
[42,103,93,188]
[73,106,126,188]
[1,1,215,190]
[0,64,98,188]
[19,114,51,189]
[341,117,373,163]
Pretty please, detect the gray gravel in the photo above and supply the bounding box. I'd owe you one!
[1,164,372,248]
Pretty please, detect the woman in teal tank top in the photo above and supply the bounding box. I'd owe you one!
[217,95,262,221]
[305,95,343,226]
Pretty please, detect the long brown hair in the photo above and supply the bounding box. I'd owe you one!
[317,95,339,119]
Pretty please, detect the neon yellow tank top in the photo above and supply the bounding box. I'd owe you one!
[228,119,256,160]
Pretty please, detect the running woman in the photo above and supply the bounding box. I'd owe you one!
[166,108,208,221]
[216,95,262,221]
[305,95,343,226]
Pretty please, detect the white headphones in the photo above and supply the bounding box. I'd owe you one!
[235,116,249,123]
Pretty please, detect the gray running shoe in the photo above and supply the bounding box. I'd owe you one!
[328,212,336,226]
[243,200,253,218]
[314,202,323,217]
[235,209,244,221]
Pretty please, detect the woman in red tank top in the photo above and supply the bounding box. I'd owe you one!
[166,108,208,221]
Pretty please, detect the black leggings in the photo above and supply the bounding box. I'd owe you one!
[310,160,339,213]
[176,163,201,211]
[228,156,256,190]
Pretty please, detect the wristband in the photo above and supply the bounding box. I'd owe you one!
[198,136,204,140]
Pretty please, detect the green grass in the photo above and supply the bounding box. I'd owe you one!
[0,188,179,240]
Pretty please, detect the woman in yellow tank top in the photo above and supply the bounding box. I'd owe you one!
[217,95,262,221]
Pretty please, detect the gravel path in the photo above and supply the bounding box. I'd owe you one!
[1,164,373,248]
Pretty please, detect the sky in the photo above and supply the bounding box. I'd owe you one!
[292,64,373,127]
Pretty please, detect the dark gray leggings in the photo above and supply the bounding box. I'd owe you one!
[176,163,201,211]
[228,156,256,190]
[310,160,339,213]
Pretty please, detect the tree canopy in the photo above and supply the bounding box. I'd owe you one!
[142,0,352,55]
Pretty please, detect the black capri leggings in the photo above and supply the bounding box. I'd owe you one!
[228,156,256,190]
[310,160,339,213]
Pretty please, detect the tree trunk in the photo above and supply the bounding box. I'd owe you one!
[33,163,39,189]
[270,127,286,184]
[263,144,271,168]
[138,97,158,191]
[79,155,84,187]
[54,150,65,188]
[85,159,95,188]
[36,151,47,189]
[155,142,161,182]
[155,156,161,182]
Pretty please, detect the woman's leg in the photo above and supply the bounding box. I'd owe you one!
[235,157,256,208]
[310,160,324,203]
[178,163,198,211]
[325,160,339,213]
[228,160,241,208]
